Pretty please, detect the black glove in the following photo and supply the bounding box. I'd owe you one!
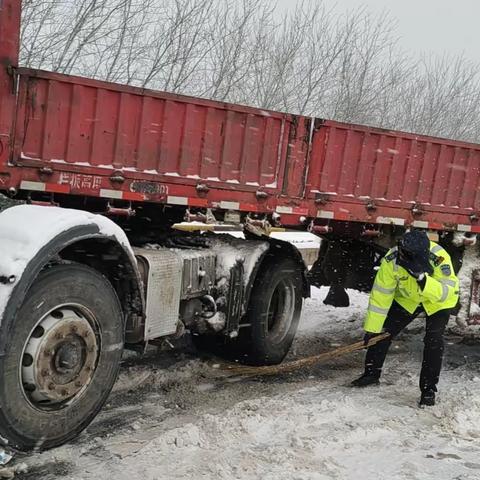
[363,332,382,346]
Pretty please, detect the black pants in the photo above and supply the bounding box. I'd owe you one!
[365,301,450,392]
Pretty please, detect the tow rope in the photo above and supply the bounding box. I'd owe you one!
[223,333,391,378]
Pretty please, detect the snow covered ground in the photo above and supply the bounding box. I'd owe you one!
[10,288,480,480]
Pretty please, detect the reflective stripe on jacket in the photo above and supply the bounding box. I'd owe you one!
[364,241,459,333]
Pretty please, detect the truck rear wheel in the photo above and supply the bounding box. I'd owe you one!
[0,264,124,451]
[240,258,303,365]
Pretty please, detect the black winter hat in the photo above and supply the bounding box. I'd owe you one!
[398,230,433,275]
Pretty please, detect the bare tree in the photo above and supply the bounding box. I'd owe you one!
[19,0,480,142]
[394,56,480,141]
[200,0,272,102]
[21,1,60,68]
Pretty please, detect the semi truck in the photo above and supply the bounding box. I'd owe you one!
[1,0,479,451]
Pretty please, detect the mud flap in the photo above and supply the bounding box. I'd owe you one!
[323,285,350,307]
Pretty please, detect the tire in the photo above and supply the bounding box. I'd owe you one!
[239,257,303,365]
[0,264,124,451]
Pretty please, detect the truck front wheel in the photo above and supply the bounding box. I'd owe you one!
[0,264,124,451]
[241,258,303,365]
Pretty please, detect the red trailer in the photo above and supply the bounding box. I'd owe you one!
[0,0,478,451]
[3,68,480,232]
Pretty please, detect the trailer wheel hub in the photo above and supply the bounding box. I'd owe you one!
[21,307,99,408]
[54,337,84,376]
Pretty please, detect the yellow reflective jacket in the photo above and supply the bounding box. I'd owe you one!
[364,241,459,333]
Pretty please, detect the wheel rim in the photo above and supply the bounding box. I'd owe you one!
[21,305,100,411]
[265,278,295,344]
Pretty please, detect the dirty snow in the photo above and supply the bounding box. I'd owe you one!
[9,287,480,480]
[0,205,134,320]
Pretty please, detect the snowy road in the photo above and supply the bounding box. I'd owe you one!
[13,288,480,480]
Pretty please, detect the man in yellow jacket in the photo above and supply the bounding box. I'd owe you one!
[351,230,459,407]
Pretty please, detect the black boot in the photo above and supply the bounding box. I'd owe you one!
[419,389,436,407]
[351,373,380,387]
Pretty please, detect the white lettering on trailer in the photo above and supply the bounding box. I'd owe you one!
[167,196,189,206]
[317,210,334,219]
[20,181,46,191]
[376,216,405,226]
[100,189,123,199]
[60,172,80,189]
[220,201,240,210]
[82,175,102,189]
[59,172,102,189]
[412,221,429,229]
[276,206,293,214]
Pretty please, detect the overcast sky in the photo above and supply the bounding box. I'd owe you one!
[275,0,479,63]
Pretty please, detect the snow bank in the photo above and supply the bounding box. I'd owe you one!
[0,205,133,320]
[440,388,480,438]
[107,378,480,480]
[298,287,368,335]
